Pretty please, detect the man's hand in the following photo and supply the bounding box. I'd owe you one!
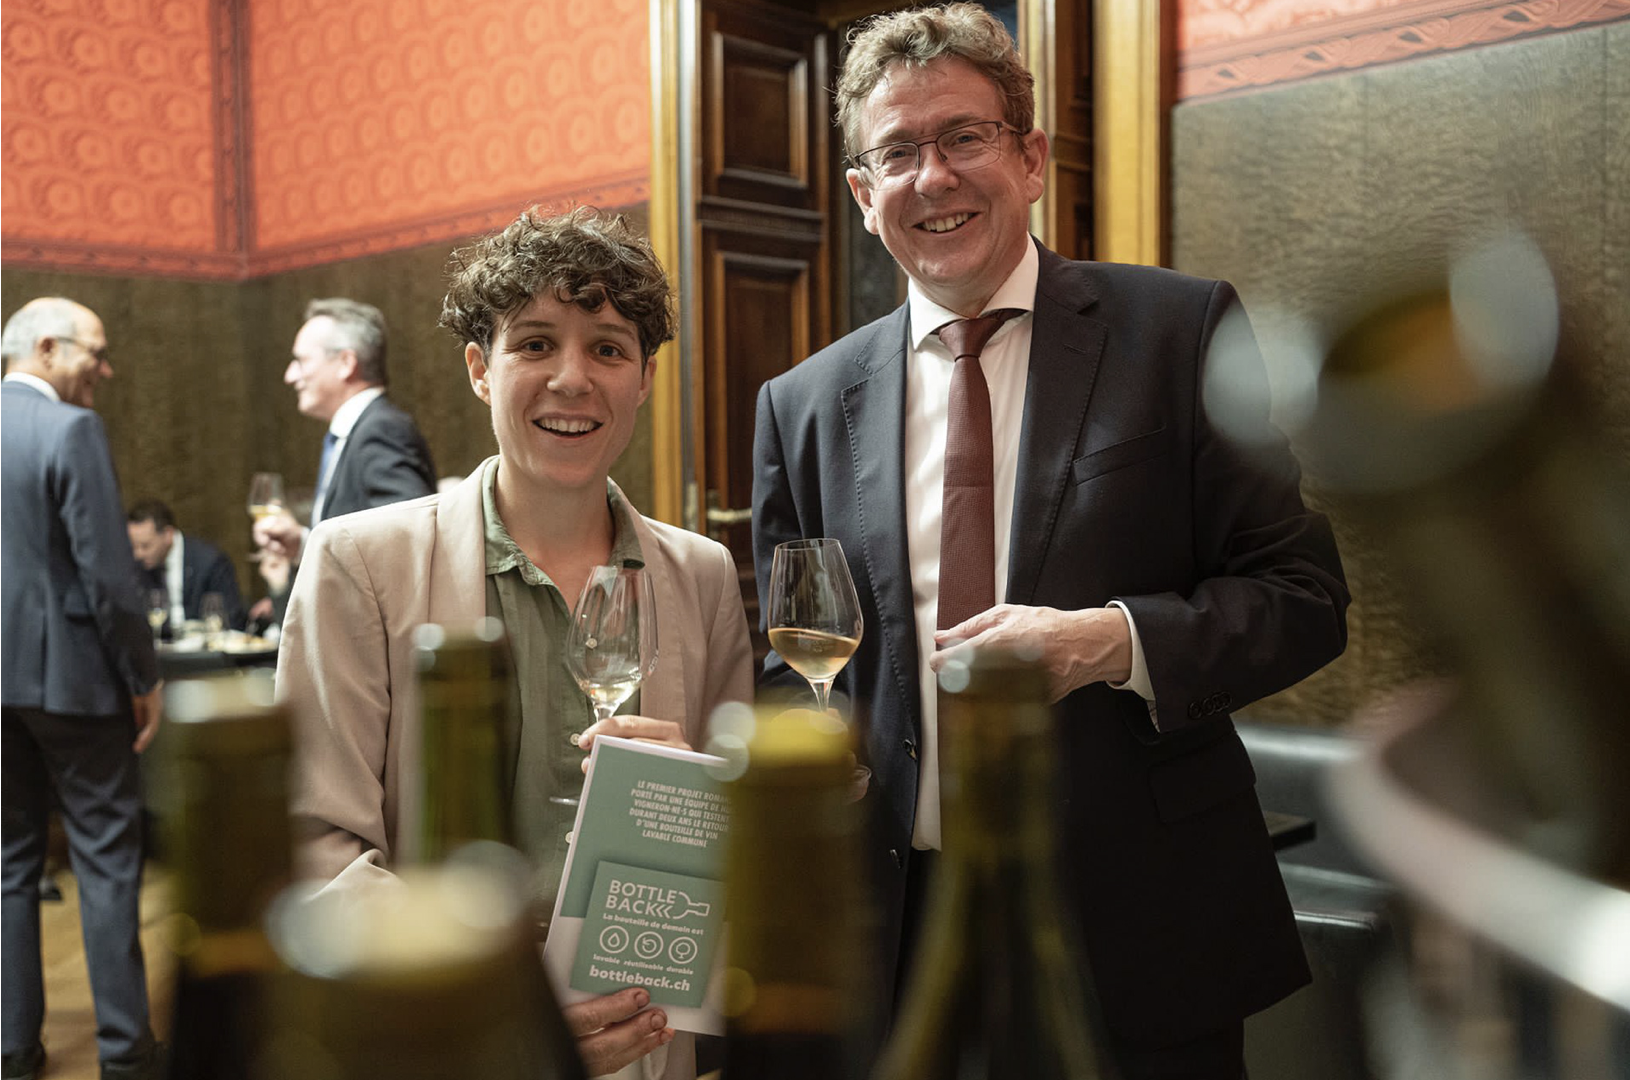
[563,986,674,1075]
[575,715,691,772]
[252,510,305,562]
[132,683,163,753]
[931,604,1133,703]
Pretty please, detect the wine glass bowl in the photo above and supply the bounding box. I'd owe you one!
[147,589,169,641]
[247,473,286,564]
[246,472,285,521]
[200,592,227,648]
[767,539,863,715]
[767,538,870,795]
[560,566,658,808]
[566,566,658,722]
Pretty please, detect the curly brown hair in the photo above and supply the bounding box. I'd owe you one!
[439,206,674,360]
[835,3,1034,161]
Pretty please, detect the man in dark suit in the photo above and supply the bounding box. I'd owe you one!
[751,6,1349,1077]
[126,498,245,631]
[252,297,436,565]
[2,298,164,1080]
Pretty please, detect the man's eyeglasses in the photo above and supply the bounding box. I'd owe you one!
[851,120,1021,188]
[58,338,110,364]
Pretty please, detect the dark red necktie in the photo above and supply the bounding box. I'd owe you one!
[935,309,1019,633]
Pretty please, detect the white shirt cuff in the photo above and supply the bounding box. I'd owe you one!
[1106,600,1161,731]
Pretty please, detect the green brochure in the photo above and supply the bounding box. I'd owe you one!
[542,736,730,1035]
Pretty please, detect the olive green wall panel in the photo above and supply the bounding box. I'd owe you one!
[1171,24,1630,726]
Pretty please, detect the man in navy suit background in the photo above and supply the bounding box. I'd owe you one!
[126,499,246,632]
[751,6,1349,1077]
[2,297,164,1080]
[252,297,436,564]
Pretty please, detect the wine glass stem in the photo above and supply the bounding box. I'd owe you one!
[809,677,835,714]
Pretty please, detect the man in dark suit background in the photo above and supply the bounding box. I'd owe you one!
[2,297,164,1080]
[252,297,436,565]
[750,6,1349,1077]
[127,498,245,631]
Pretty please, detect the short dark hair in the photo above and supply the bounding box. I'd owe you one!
[127,498,176,531]
[836,3,1035,161]
[438,206,674,361]
[303,298,389,386]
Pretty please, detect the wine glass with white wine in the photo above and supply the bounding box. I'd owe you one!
[247,472,286,563]
[767,538,869,789]
[147,589,169,642]
[561,566,659,808]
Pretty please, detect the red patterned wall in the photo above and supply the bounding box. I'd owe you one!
[1,0,237,276]
[2,0,652,278]
[246,0,650,271]
[1178,0,1630,98]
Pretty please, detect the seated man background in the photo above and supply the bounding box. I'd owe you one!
[126,498,245,631]
[275,207,754,1080]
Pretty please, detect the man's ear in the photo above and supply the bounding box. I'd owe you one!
[1021,127,1051,205]
[846,169,881,236]
[466,341,492,405]
[335,348,361,381]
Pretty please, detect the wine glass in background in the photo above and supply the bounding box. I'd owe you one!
[200,592,227,648]
[147,589,169,642]
[247,472,286,522]
[247,472,285,562]
[560,566,659,808]
[768,538,869,790]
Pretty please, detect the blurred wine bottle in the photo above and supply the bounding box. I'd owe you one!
[152,673,292,1080]
[395,619,587,1079]
[1294,232,1630,882]
[263,854,585,1080]
[719,707,875,1080]
[873,651,1117,1080]
[404,619,514,863]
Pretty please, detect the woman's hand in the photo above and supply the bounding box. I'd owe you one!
[562,986,674,1075]
[575,715,691,772]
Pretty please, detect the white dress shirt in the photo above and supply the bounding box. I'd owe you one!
[309,385,384,525]
[162,532,187,625]
[903,243,1155,851]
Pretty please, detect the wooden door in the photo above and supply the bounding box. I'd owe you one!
[651,0,835,656]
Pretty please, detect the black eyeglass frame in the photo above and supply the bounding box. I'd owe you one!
[849,120,1026,186]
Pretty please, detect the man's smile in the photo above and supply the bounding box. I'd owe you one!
[917,211,976,233]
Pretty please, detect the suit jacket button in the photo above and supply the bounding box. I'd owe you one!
[1219,691,1232,709]
[1188,701,1204,721]
[903,738,917,760]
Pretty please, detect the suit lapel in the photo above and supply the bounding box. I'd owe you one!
[621,485,688,721]
[428,461,492,627]
[841,308,922,734]
[1007,246,1106,607]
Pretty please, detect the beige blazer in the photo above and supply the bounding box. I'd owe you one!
[276,459,755,881]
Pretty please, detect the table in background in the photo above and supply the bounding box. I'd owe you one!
[156,640,277,682]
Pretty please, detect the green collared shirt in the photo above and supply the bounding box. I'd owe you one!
[480,458,645,910]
